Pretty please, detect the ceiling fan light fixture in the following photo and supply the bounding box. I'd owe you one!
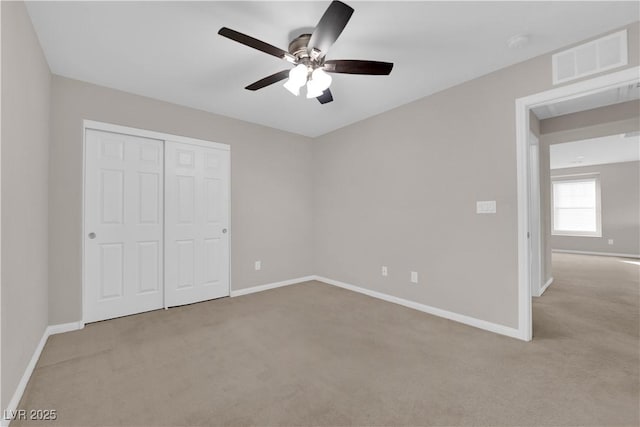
[312,68,332,91]
[283,64,308,96]
[283,80,301,96]
[219,1,393,104]
[306,82,324,99]
[306,68,332,98]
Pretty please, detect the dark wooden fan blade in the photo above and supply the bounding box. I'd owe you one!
[218,27,290,60]
[245,70,291,91]
[317,88,334,104]
[307,1,354,57]
[324,60,393,75]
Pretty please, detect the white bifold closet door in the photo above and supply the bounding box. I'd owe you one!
[84,128,230,323]
[84,130,164,323]
[164,141,230,307]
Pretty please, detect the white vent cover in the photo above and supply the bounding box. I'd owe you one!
[552,30,628,85]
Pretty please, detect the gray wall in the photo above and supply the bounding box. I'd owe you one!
[550,162,640,255]
[313,22,639,329]
[1,1,51,411]
[49,76,314,324]
[541,100,640,134]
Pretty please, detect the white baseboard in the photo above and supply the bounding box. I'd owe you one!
[539,277,554,296]
[230,276,316,297]
[47,321,85,335]
[2,329,48,427]
[552,249,640,259]
[2,322,84,426]
[314,276,524,340]
[533,277,554,297]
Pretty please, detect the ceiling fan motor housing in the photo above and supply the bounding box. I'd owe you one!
[288,34,324,68]
[288,34,311,58]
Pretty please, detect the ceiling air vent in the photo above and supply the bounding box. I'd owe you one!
[552,30,628,85]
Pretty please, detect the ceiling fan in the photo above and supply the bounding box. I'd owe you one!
[218,0,393,104]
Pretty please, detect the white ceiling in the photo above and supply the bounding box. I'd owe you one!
[26,1,640,137]
[550,133,640,169]
[533,83,640,119]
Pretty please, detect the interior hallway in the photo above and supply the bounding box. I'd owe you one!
[13,253,639,426]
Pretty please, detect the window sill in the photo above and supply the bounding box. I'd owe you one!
[552,232,602,238]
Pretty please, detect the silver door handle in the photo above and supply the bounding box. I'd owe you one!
[88,232,96,239]
[222,228,227,234]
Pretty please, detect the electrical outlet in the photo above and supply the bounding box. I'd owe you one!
[608,239,614,245]
[381,266,388,277]
[254,261,261,271]
[411,271,418,283]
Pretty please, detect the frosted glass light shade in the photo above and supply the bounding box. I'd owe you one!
[283,64,308,96]
[306,68,332,98]
[306,81,324,98]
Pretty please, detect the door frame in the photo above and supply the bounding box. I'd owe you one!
[528,132,542,298]
[81,120,231,324]
[514,66,639,341]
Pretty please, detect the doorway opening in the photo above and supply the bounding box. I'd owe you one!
[515,66,639,341]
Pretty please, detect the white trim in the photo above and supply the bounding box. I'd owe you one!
[534,277,554,297]
[516,66,640,342]
[1,330,47,427]
[227,150,233,302]
[516,87,532,341]
[314,276,524,340]
[47,321,85,336]
[83,120,229,151]
[519,67,640,109]
[230,276,316,297]
[0,0,3,416]
[528,132,543,302]
[552,249,640,259]
[162,140,167,311]
[81,126,87,325]
[552,172,601,180]
[2,322,84,426]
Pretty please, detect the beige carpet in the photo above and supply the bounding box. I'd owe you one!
[14,253,639,426]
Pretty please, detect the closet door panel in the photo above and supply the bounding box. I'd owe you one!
[165,141,230,307]
[84,129,164,322]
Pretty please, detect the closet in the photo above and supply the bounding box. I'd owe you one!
[83,124,230,323]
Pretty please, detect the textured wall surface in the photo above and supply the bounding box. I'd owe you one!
[1,0,51,411]
[313,23,639,328]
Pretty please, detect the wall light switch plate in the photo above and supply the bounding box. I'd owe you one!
[608,239,614,245]
[411,271,418,283]
[476,201,497,214]
[254,261,261,271]
[381,266,388,277]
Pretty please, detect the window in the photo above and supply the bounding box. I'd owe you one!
[551,175,601,237]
